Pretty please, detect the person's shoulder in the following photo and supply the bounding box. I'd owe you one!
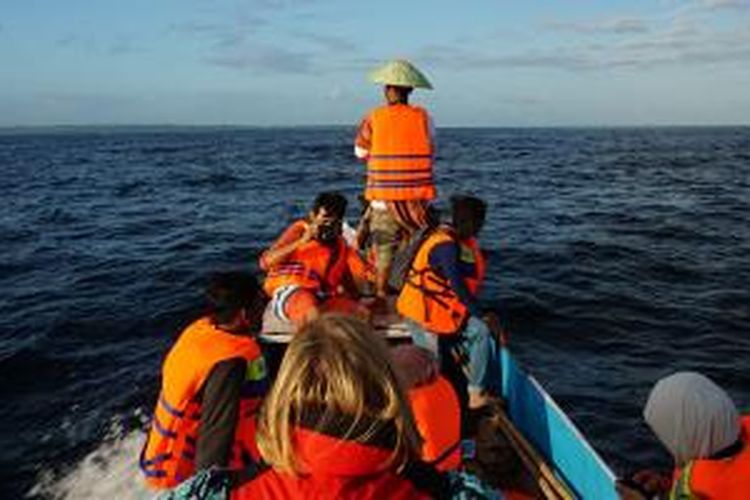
[179,316,213,337]
[409,104,431,117]
[434,225,457,242]
[369,104,390,117]
[279,219,307,237]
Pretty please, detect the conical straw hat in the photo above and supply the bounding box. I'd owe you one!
[368,59,433,89]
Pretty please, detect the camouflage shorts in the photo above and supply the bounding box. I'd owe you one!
[369,207,402,271]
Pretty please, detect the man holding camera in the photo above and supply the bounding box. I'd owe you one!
[260,192,372,327]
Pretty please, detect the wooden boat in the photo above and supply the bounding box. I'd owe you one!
[260,303,618,499]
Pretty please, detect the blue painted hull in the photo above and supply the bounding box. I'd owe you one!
[500,347,618,500]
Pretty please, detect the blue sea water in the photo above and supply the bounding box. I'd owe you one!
[1,126,749,498]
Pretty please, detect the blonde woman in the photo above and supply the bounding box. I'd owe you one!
[232,314,446,499]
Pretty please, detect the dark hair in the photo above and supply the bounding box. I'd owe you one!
[451,195,487,240]
[385,85,413,104]
[312,192,347,219]
[206,271,261,325]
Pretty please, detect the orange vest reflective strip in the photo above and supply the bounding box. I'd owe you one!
[263,221,348,297]
[409,375,462,471]
[671,416,750,500]
[366,104,435,201]
[397,229,468,335]
[140,318,264,489]
[460,237,486,296]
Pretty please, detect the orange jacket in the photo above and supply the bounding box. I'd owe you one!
[364,104,435,201]
[397,228,484,335]
[671,415,750,499]
[409,375,462,471]
[262,220,369,297]
[460,236,486,296]
[140,318,266,489]
[232,416,440,500]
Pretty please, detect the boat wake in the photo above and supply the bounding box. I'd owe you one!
[28,422,152,500]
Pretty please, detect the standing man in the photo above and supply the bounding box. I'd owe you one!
[354,59,436,301]
[140,272,269,489]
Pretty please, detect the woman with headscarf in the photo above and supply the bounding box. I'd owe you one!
[618,371,750,499]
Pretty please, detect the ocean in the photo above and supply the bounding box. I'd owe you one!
[1,126,749,498]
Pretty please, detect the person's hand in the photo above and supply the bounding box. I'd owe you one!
[616,469,670,499]
[631,469,670,493]
[615,480,647,500]
[300,217,322,244]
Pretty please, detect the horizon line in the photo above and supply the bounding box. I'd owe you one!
[2,122,749,132]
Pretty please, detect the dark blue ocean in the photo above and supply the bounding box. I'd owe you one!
[1,126,749,498]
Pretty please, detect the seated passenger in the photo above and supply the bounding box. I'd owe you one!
[397,195,500,409]
[618,371,750,500]
[140,272,269,489]
[391,344,462,471]
[260,192,372,328]
[232,314,447,499]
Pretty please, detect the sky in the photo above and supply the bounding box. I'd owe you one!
[2,0,750,126]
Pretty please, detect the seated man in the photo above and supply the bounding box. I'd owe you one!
[140,271,269,489]
[260,192,372,328]
[396,195,500,409]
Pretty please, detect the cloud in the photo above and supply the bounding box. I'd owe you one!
[294,31,358,52]
[546,16,651,35]
[700,0,749,10]
[55,34,142,55]
[419,32,750,71]
[205,44,314,73]
[419,6,750,73]
[171,14,267,50]
[56,34,91,48]
[108,40,142,55]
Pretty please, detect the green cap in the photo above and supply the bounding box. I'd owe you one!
[368,59,433,90]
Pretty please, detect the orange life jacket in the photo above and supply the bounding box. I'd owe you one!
[366,104,435,201]
[409,375,462,471]
[397,228,484,335]
[263,221,349,297]
[460,236,486,296]
[140,318,267,489]
[671,415,750,500]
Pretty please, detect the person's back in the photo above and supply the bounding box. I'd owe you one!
[392,344,463,472]
[355,59,436,299]
[397,225,469,334]
[140,272,268,489]
[396,195,488,335]
[365,102,435,202]
[683,415,750,499]
[231,315,445,499]
[620,371,750,499]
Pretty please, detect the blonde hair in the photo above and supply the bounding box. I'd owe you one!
[256,314,421,474]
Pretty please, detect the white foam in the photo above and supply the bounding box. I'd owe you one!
[28,420,154,500]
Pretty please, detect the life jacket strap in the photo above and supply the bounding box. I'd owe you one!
[427,439,462,468]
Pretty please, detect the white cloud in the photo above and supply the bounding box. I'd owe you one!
[700,0,749,11]
[205,44,314,73]
[546,16,650,35]
[422,5,750,72]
